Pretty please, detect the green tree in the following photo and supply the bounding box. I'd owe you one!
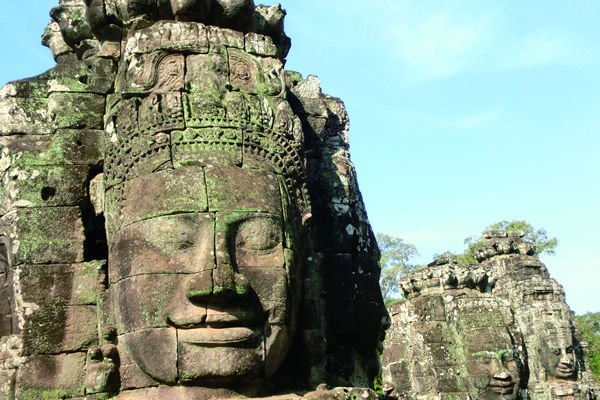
[434,220,558,264]
[576,312,600,383]
[376,233,420,302]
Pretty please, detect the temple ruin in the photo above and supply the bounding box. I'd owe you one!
[0,1,596,399]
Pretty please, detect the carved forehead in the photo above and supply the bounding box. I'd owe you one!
[107,166,284,230]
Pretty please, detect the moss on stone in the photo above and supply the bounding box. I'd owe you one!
[17,388,72,400]
[22,297,69,356]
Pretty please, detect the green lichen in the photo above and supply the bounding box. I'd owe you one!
[17,388,72,400]
[77,289,98,305]
[141,279,176,325]
[22,297,68,356]
[17,240,82,265]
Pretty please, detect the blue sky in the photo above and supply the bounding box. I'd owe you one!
[1,1,598,314]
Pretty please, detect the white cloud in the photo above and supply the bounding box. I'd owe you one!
[391,10,495,82]
[498,30,590,69]
[455,110,502,130]
[394,109,503,133]
[380,1,595,83]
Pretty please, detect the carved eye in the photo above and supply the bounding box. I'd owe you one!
[146,216,198,251]
[472,351,494,362]
[554,348,562,355]
[498,349,513,362]
[236,217,282,252]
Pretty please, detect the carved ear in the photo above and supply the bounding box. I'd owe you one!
[0,233,12,271]
[85,344,119,394]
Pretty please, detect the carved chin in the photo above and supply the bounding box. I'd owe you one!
[178,342,264,382]
[123,325,292,383]
[489,386,515,396]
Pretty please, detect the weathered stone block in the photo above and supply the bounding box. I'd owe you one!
[206,166,282,212]
[111,274,179,333]
[353,272,384,303]
[51,129,104,165]
[326,297,354,336]
[47,58,116,94]
[23,302,98,355]
[15,240,85,265]
[0,370,16,400]
[421,322,453,344]
[245,32,278,57]
[0,315,13,337]
[16,353,86,398]
[0,130,103,176]
[124,21,209,56]
[117,167,209,228]
[206,26,244,48]
[6,164,88,208]
[0,95,51,135]
[120,328,178,384]
[353,301,386,351]
[9,207,85,265]
[20,261,105,306]
[48,92,105,130]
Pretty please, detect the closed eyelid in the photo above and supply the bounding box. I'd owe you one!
[235,217,282,250]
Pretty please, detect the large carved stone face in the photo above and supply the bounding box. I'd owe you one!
[538,337,576,381]
[108,165,299,384]
[467,347,520,399]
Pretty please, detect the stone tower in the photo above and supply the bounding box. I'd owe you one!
[0,1,388,398]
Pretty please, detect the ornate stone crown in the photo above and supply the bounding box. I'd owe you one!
[101,21,311,235]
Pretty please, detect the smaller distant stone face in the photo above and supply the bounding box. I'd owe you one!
[383,270,521,399]
[383,231,598,400]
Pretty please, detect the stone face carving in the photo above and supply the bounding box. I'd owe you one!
[0,1,388,398]
[383,269,522,399]
[107,166,299,388]
[383,233,598,400]
[2,1,596,399]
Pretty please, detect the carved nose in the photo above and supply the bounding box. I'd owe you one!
[560,354,573,366]
[186,265,250,303]
[493,371,511,381]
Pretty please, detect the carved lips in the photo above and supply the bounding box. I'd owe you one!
[488,374,515,394]
[555,363,575,379]
[178,327,261,346]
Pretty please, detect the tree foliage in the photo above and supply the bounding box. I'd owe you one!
[434,220,558,264]
[376,233,420,302]
[576,312,600,383]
